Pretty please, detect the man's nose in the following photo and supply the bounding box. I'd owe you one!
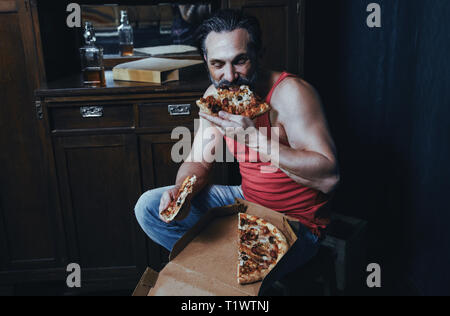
[223,64,237,83]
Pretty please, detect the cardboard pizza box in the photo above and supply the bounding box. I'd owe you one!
[133,198,303,296]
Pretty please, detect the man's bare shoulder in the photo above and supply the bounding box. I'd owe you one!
[273,76,318,101]
[271,76,322,119]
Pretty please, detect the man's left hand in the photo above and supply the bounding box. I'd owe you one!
[199,111,260,148]
[199,111,255,131]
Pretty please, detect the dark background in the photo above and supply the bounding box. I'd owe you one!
[304,0,450,295]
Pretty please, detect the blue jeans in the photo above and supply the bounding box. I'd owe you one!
[135,184,245,251]
[134,184,320,275]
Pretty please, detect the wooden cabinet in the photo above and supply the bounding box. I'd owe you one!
[227,0,306,75]
[138,99,198,189]
[0,0,65,284]
[140,133,188,189]
[31,83,222,291]
[53,134,146,281]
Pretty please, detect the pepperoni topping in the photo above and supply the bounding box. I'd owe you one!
[245,229,258,241]
[211,104,221,113]
[251,246,266,256]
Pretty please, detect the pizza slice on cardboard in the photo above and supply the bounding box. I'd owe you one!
[237,213,289,285]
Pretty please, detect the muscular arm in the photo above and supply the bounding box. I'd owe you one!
[259,79,340,194]
[158,87,222,220]
[195,79,339,194]
[174,85,222,197]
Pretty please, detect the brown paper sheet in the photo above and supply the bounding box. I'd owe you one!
[149,199,298,296]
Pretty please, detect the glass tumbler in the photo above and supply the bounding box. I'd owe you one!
[80,46,106,87]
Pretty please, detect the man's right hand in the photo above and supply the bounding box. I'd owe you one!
[158,185,192,223]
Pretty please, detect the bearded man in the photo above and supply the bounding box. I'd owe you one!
[135,10,339,270]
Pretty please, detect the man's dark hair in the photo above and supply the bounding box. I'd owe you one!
[195,9,263,60]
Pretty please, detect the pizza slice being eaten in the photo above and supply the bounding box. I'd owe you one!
[160,175,197,222]
[196,85,271,119]
[237,213,289,285]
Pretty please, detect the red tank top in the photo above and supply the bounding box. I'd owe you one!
[224,72,330,236]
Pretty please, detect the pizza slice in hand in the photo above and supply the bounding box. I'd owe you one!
[160,175,197,222]
[237,213,289,285]
[196,85,271,120]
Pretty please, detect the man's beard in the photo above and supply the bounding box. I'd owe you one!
[209,66,259,90]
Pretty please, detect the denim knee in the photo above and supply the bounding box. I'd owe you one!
[135,190,158,222]
[134,186,177,250]
[134,188,166,239]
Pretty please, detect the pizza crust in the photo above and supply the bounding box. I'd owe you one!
[196,99,213,115]
[238,262,266,285]
[160,175,197,222]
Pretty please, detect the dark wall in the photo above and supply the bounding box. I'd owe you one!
[37,1,82,81]
[304,0,450,295]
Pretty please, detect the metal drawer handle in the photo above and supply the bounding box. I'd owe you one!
[168,104,191,116]
[80,106,103,118]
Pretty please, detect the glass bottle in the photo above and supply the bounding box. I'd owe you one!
[79,22,106,87]
[118,10,134,56]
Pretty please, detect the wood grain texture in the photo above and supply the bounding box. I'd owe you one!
[0,0,17,13]
[53,134,146,273]
[36,71,210,98]
[0,3,64,272]
[228,0,302,74]
[50,104,135,131]
[139,100,199,131]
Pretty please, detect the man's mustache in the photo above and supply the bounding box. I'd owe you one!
[214,76,253,89]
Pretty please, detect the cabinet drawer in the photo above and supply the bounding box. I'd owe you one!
[49,104,134,131]
[139,100,199,131]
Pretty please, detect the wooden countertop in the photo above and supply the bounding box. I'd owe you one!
[35,70,211,98]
